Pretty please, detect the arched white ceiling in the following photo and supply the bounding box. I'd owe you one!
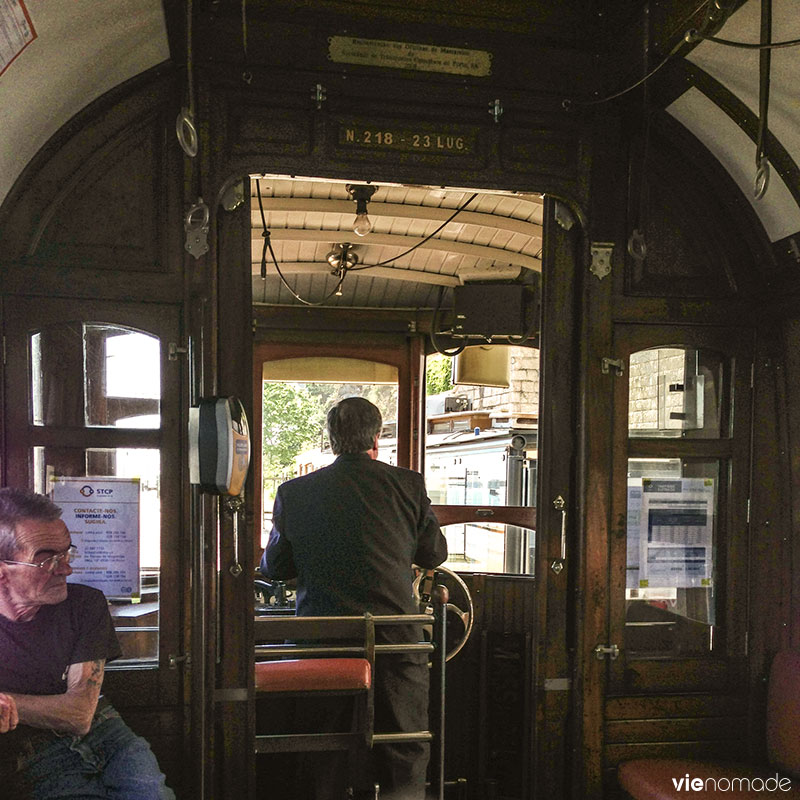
[672,0,800,242]
[0,0,169,205]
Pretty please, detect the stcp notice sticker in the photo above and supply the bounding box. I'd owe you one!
[52,477,141,600]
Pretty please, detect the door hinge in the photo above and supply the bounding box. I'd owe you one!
[594,643,620,660]
[2,335,5,365]
[746,497,751,524]
[590,242,614,279]
[601,357,624,376]
[168,342,188,361]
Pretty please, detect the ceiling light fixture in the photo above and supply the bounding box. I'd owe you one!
[346,184,377,236]
[326,242,358,297]
[326,242,359,272]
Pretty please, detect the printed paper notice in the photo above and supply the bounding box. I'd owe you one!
[0,0,36,77]
[52,477,141,599]
[637,478,715,589]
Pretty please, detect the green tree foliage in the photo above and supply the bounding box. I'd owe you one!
[426,354,453,396]
[262,383,324,487]
[261,381,399,493]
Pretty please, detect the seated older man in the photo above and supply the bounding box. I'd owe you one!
[0,487,174,800]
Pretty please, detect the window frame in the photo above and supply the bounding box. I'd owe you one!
[1,296,184,707]
[607,324,753,694]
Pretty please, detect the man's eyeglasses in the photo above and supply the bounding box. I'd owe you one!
[1,545,79,573]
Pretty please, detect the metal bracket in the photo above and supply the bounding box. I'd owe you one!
[589,242,614,280]
[168,653,191,669]
[593,643,619,661]
[168,342,188,361]
[184,198,210,259]
[312,83,327,109]
[601,357,624,377]
[489,98,503,124]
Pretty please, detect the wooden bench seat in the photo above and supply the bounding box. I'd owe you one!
[618,651,800,799]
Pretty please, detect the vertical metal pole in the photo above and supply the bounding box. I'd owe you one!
[432,584,449,800]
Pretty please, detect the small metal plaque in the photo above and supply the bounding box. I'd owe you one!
[329,36,491,77]
[338,124,475,155]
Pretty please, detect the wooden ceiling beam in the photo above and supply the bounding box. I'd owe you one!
[252,231,541,271]
[250,199,543,236]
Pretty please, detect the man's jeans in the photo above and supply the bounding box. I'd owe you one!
[12,704,175,800]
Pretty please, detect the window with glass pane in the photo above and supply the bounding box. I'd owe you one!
[624,341,729,657]
[441,522,534,574]
[28,321,164,665]
[31,324,160,428]
[260,363,398,549]
[30,445,162,663]
[424,346,539,506]
[628,347,724,439]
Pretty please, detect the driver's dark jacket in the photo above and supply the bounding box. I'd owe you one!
[260,452,447,643]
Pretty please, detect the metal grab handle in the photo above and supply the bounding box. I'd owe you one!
[176,107,198,157]
[226,496,244,576]
[550,495,567,574]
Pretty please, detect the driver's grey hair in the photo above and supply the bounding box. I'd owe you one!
[326,397,383,455]
[0,488,63,561]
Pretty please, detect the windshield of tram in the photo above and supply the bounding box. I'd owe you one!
[259,346,538,577]
[424,347,537,575]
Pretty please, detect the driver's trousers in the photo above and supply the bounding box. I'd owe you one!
[298,653,430,800]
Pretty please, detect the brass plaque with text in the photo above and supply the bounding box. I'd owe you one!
[329,36,491,77]
[338,125,476,155]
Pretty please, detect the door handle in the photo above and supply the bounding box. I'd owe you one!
[550,495,567,574]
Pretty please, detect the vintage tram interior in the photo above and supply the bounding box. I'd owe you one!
[2,0,800,798]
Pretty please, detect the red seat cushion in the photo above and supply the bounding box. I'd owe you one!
[254,658,371,693]
[767,650,800,779]
[618,758,800,799]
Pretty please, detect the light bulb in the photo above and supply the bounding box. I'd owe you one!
[353,212,372,236]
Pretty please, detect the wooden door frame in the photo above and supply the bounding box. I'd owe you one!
[533,197,583,800]
[1,294,188,783]
[251,335,425,564]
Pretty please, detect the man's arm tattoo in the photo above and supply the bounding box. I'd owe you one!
[87,660,104,690]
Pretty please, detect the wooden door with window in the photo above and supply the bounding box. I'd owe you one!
[1,296,187,792]
[596,324,753,791]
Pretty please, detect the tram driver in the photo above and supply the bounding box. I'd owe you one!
[260,396,448,800]
[0,487,175,800]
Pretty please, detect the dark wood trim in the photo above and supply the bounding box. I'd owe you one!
[22,427,162,448]
[214,185,255,800]
[536,195,581,800]
[431,505,535,529]
[573,113,623,800]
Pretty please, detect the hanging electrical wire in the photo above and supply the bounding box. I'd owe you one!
[241,0,252,84]
[688,32,800,49]
[346,192,479,271]
[255,181,346,307]
[563,0,734,108]
[753,0,773,200]
[628,80,652,261]
[176,0,198,157]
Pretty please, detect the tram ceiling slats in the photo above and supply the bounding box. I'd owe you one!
[249,199,544,237]
[254,230,541,272]
[252,261,461,288]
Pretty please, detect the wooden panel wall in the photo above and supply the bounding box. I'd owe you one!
[443,574,537,799]
[0,67,194,798]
